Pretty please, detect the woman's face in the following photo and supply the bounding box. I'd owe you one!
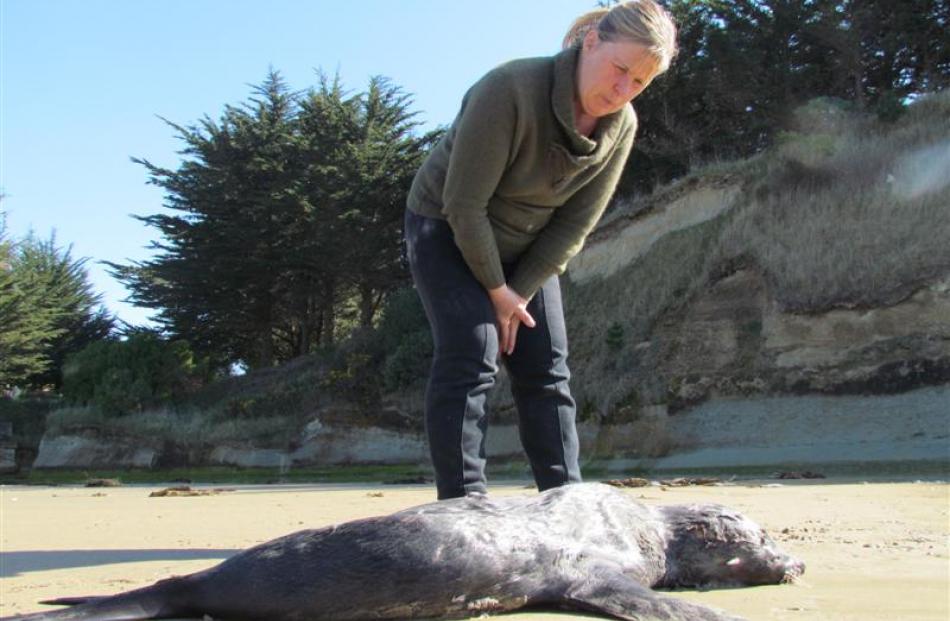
[575,29,661,118]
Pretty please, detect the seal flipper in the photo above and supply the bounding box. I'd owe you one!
[37,597,105,606]
[1,577,193,621]
[560,569,746,621]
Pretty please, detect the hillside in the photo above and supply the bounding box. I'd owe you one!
[559,94,950,418]
[21,93,950,474]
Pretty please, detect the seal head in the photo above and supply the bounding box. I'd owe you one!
[658,503,806,588]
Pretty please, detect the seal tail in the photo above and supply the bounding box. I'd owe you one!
[37,597,105,607]
[1,579,190,621]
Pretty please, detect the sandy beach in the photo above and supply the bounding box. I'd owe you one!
[1,479,947,620]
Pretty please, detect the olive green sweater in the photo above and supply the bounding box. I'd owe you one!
[407,45,637,299]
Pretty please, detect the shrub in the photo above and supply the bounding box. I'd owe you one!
[605,323,624,353]
[61,332,201,416]
[383,330,433,391]
[377,287,433,391]
[0,394,56,448]
[376,287,429,351]
[875,91,906,123]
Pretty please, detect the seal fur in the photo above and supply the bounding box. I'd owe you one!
[3,483,804,621]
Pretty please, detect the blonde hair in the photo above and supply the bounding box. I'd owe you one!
[562,8,609,50]
[566,1,678,74]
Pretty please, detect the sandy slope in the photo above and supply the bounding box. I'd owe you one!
[1,480,947,620]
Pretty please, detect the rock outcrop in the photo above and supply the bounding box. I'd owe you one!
[33,431,160,469]
[572,180,741,282]
[655,270,950,409]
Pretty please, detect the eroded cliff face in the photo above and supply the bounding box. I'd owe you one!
[656,270,950,410]
[546,172,950,466]
[570,182,742,282]
[562,166,950,412]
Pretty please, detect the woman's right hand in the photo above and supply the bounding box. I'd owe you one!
[488,285,536,356]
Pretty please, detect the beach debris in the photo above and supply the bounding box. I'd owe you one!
[85,478,122,487]
[149,486,235,497]
[604,476,722,488]
[659,477,722,486]
[384,476,433,485]
[602,477,651,488]
[774,471,826,479]
[601,477,722,487]
[367,491,384,498]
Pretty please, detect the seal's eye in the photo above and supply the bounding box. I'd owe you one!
[725,557,742,567]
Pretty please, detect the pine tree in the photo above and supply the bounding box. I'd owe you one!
[339,76,438,328]
[112,70,435,370]
[15,233,114,388]
[114,71,301,370]
[0,219,63,389]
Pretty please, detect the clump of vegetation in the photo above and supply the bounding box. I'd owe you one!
[0,395,56,449]
[719,90,950,312]
[0,225,113,393]
[45,405,200,442]
[605,323,625,353]
[61,331,205,417]
[377,287,432,392]
[564,215,725,417]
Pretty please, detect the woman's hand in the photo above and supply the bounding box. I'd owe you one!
[488,285,536,355]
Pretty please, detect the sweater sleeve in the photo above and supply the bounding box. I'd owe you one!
[440,69,518,291]
[508,123,635,300]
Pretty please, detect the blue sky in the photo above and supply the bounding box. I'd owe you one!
[1,0,594,326]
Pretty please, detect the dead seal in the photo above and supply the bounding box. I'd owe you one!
[4,483,803,621]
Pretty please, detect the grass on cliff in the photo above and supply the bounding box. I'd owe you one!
[717,93,950,312]
[605,92,950,314]
[562,215,726,418]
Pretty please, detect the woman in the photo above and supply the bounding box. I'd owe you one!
[405,1,677,500]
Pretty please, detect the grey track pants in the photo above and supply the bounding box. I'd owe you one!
[405,209,582,499]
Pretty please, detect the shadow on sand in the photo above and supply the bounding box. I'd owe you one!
[1,549,239,577]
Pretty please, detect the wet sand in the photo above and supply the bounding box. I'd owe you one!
[1,479,947,620]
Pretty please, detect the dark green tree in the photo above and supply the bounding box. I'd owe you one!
[286,72,361,352]
[114,70,301,370]
[620,0,949,194]
[804,0,949,106]
[0,215,61,389]
[335,76,439,328]
[112,70,435,370]
[15,233,114,388]
[292,74,437,343]
[0,219,111,390]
